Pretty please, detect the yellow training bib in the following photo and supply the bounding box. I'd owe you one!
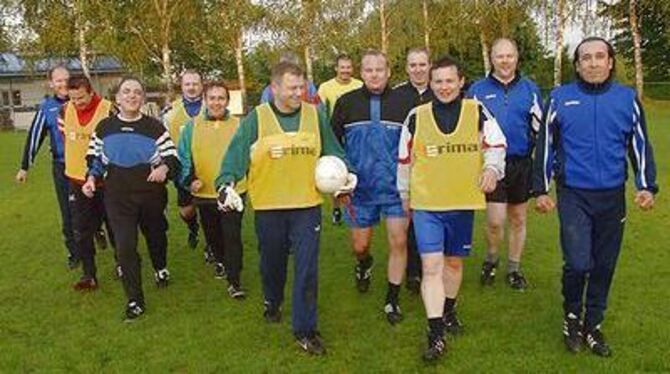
[64,99,112,181]
[165,99,203,145]
[410,100,485,210]
[247,103,322,210]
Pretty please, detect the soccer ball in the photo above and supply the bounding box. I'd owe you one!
[314,156,348,194]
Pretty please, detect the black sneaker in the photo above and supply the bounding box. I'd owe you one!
[563,313,583,353]
[263,302,281,323]
[406,276,421,295]
[584,326,611,357]
[67,256,81,270]
[480,260,498,286]
[188,230,199,250]
[331,207,342,225]
[295,331,326,356]
[124,300,144,322]
[227,283,246,300]
[94,229,108,250]
[204,246,215,265]
[214,263,226,279]
[154,268,170,288]
[443,311,463,335]
[354,256,373,293]
[384,302,403,325]
[506,271,528,290]
[423,332,446,362]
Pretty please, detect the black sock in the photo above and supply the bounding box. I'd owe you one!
[357,254,373,267]
[443,297,456,315]
[428,317,445,336]
[386,282,401,304]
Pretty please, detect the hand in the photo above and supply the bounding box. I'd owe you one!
[82,177,96,198]
[535,194,556,214]
[402,199,410,215]
[217,185,244,212]
[334,173,358,198]
[147,164,169,183]
[634,190,655,211]
[15,169,27,183]
[479,168,498,193]
[190,179,203,193]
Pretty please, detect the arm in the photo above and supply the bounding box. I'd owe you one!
[628,98,658,210]
[177,121,195,189]
[318,106,351,170]
[330,97,346,145]
[532,98,558,195]
[529,84,543,134]
[154,128,180,181]
[17,106,49,182]
[478,103,506,180]
[215,110,257,190]
[86,130,106,182]
[397,110,416,201]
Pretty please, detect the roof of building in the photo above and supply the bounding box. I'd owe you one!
[0,53,124,77]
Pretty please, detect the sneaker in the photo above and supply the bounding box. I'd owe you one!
[188,230,199,250]
[480,260,498,286]
[506,271,528,290]
[94,229,108,250]
[227,283,246,300]
[406,276,421,295]
[124,300,144,322]
[73,277,98,291]
[204,246,215,265]
[67,256,81,270]
[154,268,170,288]
[295,331,326,356]
[423,332,446,362]
[384,302,403,325]
[443,311,463,335]
[115,264,123,280]
[563,313,583,353]
[214,263,226,279]
[354,256,373,293]
[584,326,611,357]
[331,207,342,225]
[263,302,281,323]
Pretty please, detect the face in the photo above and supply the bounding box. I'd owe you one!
[361,55,389,94]
[335,59,354,83]
[205,86,229,118]
[116,80,145,114]
[430,66,464,104]
[575,40,613,84]
[181,73,203,100]
[272,73,304,111]
[68,86,93,110]
[49,68,70,98]
[491,40,518,81]
[406,51,430,87]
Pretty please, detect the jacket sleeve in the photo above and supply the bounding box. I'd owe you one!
[478,103,506,180]
[177,121,195,189]
[628,98,658,193]
[86,128,106,180]
[532,97,558,195]
[216,110,257,190]
[155,126,180,180]
[20,104,48,170]
[397,109,416,200]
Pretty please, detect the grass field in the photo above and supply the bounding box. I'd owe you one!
[0,103,668,372]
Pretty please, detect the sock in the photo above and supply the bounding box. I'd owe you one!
[386,282,401,304]
[357,253,373,268]
[507,259,520,273]
[443,297,456,315]
[485,252,499,264]
[428,317,445,337]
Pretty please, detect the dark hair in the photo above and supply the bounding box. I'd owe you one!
[335,53,353,65]
[204,80,230,99]
[271,61,304,84]
[67,76,92,92]
[47,65,68,80]
[116,76,145,94]
[429,55,464,80]
[573,36,616,73]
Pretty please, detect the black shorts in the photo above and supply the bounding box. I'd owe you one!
[486,156,532,204]
[176,186,194,207]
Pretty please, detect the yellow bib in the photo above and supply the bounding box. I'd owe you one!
[165,99,202,145]
[191,115,247,198]
[410,100,485,211]
[64,99,112,181]
[248,103,322,210]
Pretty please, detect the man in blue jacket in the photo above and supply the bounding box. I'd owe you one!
[533,37,658,357]
[468,38,543,290]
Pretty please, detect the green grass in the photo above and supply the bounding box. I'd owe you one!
[1,104,669,372]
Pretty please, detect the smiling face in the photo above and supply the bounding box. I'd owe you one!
[272,72,304,112]
[335,58,354,84]
[406,51,430,88]
[68,86,93,110]
[181,72,203,100]
[116,79,145,116]
[430,65,464,104]
[361,54,389,94]
[491,39,518,82]
[49,67,70,99]
[205,86,229,119]
[575,40,614,84]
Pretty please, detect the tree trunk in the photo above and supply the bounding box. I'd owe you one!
[380,0,388,54]
[553,0,566,87]
[74,2,90,78]
[479,31,490,73]
[630,0,644,98]
[304,45,313,83]
[422,0,430,53]
[235,30,247,112]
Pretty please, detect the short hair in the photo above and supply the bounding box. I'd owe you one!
[490,38,519,57]
[573,36,616,73]
[116,76,145,94]
[429,55,464,80]
[180,69,201,82]
[406,47,430,62]
[204,81,230,99]
[67,76,92,92]
[361,49,388,66]
[271,62,304,84]
[335,53,353,65]
[279,52,300,65]
[47,65,68,80]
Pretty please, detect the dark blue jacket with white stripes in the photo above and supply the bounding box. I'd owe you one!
[20,96,67,169]
[532,79,658,194]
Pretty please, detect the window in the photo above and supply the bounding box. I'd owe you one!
[12,90,21,106]
[1,91,8,107]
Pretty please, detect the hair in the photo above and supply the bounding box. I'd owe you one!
[204,80,230,99]
[429,55,464,80]
[406,47,430,62]
[572,36,617,73]
[271,61,304,84]
[67,75,92,92]
[116,76,145,94]
[279,51,301,65]
[360,49,388,66]
[180,69,202,82]
[335,53,353,65]
[47,65,68,80]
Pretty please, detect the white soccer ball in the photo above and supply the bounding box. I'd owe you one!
[314,156,349,194]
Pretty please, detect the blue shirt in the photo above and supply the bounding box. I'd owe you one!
[20,96,67,169]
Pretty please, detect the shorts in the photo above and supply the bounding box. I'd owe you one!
[413,210,474,257]
[486,156,532,204]
[177,186,194,207]
[343,201,406,228]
